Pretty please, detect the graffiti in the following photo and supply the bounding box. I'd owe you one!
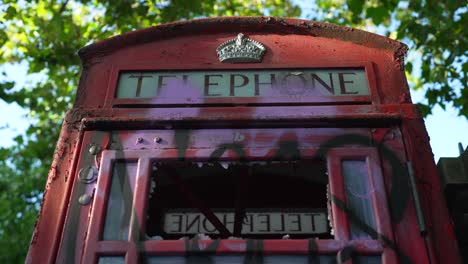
[316,134,410,223]
[337,245,356,264]
[209,143,247,162]
[183,237,221,264]
[274,140,301,160]
[331,195,411,264]
[244,239,263,264]
[61,128,419,264]
[174,130,409,224]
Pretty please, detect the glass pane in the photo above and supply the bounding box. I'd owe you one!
[342,160,376,239]
[144,255,338,264]
[102,162,137,240]
[145,256,245,264]
[144,256,186,264]
[264,255,335,263]
[354,255,381,264]
[98,256,125,264]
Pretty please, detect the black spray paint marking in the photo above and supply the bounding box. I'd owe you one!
[209,143,247,161]
[65,131,414,263]
[274,140,301,160]
[337,244,356,263]
[332,195,412,264]
[308,239,319,264]
[175,129,191,161]
[172,131,413,261]
[316,133,410,223]
[182,237,221,263]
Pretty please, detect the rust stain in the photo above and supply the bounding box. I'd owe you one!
[65,109,86,124]
[47,166,57,184]
[394,43,409,70]
[30,188,48,245]
[399,92,411,104]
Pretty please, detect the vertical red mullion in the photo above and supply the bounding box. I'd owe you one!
[327,149,351,241]
[83,151,115,264]
[57,131,93,264]
[332,147,397,262]
[125,244,137,264]
[127,157,151,263]
[366,150,397,263]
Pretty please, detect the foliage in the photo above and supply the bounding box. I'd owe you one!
[0,1,300,262]
[0,0,466,262]
[314,0,467,116]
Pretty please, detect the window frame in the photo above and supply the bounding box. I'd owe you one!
[82,145,396,263]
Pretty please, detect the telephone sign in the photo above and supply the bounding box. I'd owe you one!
[163,210,328,235]
[116,69,369,99]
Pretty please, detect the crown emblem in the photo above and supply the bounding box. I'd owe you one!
[216,33,266,63]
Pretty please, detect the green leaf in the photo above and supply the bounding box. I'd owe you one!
[0,30,7,47]
[417,103,432,116]
[405,61,413,74]
[5,6,17,20]
[366,5,389,25]
[0,81,15,90]
[13,135,24,145]
[348,0,364,18]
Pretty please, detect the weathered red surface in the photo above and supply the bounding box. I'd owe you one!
[401,119,462,263]
[26,115,84,264]
[27,17,461,264]
[75,17,409,109]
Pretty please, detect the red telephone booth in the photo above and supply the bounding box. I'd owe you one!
[27,17,461,263]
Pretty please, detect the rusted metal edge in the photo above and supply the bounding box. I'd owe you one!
[79,114,405,131]
[78,17,407,65]
[64,104,422,126]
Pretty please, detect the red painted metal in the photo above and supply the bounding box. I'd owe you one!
[328,148,398,263]
[26,118,84,264]
[27,17,461,264]
[82,141,391,263]
[400,119,459,263]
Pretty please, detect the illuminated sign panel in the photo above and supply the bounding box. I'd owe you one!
[163,210,329,235]
[116,69,369,99]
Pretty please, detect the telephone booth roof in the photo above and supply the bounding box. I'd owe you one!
[78,17,408,63]
[73,16,413,110]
